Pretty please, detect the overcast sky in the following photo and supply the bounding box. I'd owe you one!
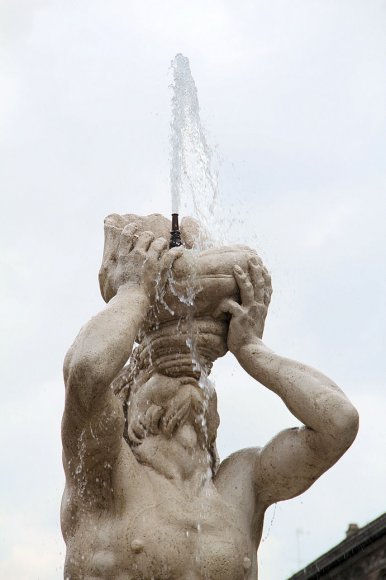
[0,1,385,579]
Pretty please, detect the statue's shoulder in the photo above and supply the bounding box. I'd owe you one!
[214,447,262,503]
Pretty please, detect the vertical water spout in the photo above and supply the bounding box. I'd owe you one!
[169,53,220,248]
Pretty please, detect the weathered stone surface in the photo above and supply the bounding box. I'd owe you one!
[62,214,359,579]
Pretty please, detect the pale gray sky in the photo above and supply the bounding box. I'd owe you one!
[0,1,385,579]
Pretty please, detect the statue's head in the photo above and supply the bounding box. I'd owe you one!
[117,371,220,473]
[110,317,226,473]
[104,213,272,472]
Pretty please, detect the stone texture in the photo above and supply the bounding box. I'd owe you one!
[62,214,359,579]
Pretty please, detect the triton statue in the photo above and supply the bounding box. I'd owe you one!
[61,213,358,579]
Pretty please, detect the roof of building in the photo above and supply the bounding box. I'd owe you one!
[287,512,386,580]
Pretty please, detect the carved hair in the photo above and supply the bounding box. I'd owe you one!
[111,352,220,474]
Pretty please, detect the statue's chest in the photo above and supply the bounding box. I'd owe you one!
[67,504,254,579]
[110,491,253,579]
[116,500,251,579]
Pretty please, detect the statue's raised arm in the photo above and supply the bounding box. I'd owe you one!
[62,214,181,484]
[216,259,359,507]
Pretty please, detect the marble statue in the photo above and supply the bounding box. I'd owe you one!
[61,213,359,579]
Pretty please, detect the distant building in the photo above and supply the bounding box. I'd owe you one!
[288,512,386,580]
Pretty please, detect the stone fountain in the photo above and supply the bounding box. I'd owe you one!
[61,56,359,579]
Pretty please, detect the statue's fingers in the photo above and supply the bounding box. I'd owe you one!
[262,268,272,306]
[134,231,155,252]
[99,221,124,302]
[234,265,254,306]
[249,260,265,304]
[104,213,126,229]
[118,223,138,258]
[102,222,121,264]
[158,246,184,288]
[160,246,184,268]
[248,255,261,267]
[213,298,243,319]
[147,237,168,262]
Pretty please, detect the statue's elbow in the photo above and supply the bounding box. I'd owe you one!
[331,400,359,451]
[63,350,104,392]
[63,347,75,385]
[346,404,359,443]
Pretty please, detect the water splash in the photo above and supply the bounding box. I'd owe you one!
[167,57,221,492]
[262,503,277,542]
[169,53,220,248]
[141,55,226,576]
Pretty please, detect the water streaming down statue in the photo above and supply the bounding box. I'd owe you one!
[61,56,359,579]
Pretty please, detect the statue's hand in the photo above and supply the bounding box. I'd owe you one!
[114,224,167,296]
[99,217,182,302]
[218,258,272,356]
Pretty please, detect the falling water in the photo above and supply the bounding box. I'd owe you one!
[168,53,223,578]
[169,53,220,248]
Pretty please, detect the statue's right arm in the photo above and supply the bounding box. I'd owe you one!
[62,285,150,462]
[64,285,150,406]
[62,224,174,476]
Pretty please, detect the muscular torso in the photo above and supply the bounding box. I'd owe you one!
[62,440,265,580]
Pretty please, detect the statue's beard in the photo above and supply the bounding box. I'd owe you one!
[125,380,218,452]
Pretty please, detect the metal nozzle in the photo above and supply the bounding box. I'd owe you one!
[169,213,183,248]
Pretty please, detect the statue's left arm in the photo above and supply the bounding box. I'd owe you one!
[219,260,359,505]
